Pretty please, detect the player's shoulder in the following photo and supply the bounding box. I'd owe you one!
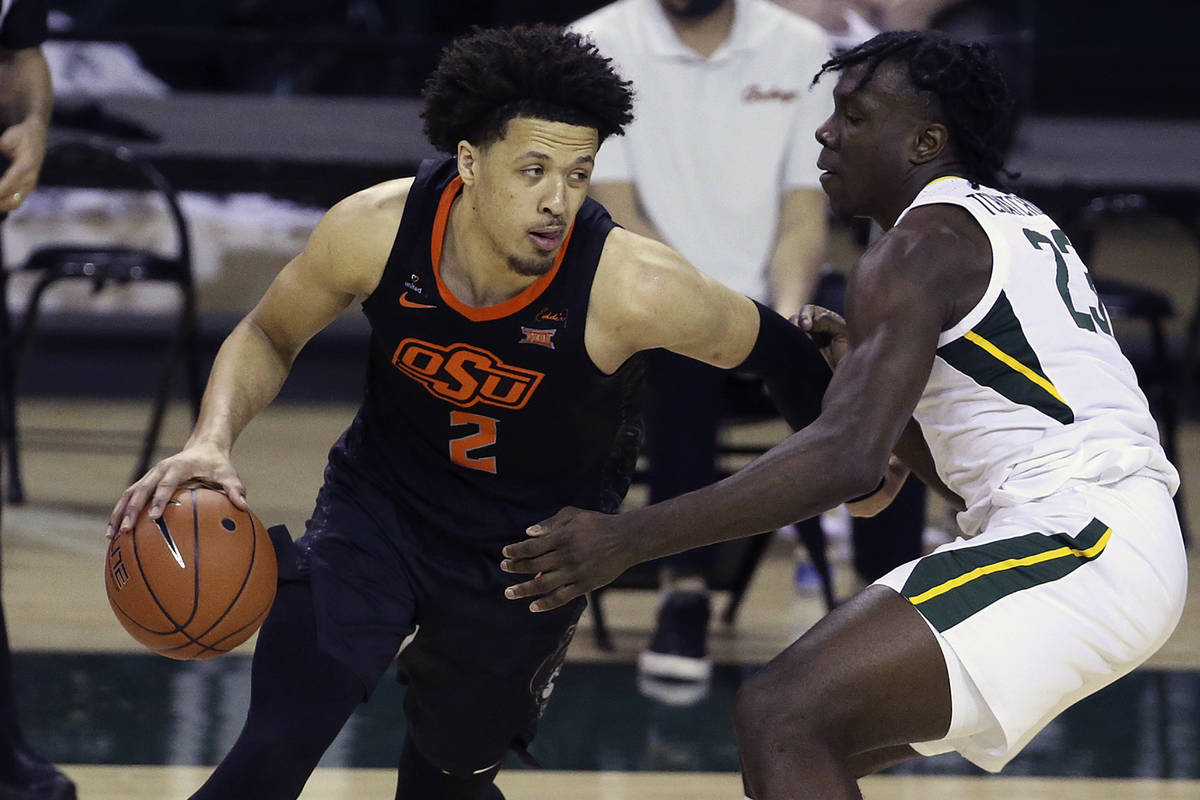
[319,178,411,243]
[599,226,679,284]
[867,203,990,286]
[329,177,413,223]
[595,227,702,324]
[308,178,413,293]
[894,201,989,251]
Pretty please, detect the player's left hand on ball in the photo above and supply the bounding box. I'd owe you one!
[501,506,632,613]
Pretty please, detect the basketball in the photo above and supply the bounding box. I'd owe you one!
[104,486,278,660]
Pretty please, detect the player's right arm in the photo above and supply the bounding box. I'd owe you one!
[106,180,411,537]
[801,303,963,514]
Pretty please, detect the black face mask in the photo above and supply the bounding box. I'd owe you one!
[662,0,727,19]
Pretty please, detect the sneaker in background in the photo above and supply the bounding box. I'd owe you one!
[638,591,713,683]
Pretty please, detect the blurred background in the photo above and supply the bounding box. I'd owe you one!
[9,0,1195,407]
[1,0,1198,798]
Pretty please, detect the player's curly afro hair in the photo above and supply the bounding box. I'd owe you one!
[814,30,1016,186]
[422,24,634,154]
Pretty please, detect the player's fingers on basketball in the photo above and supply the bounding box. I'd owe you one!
[108,484,136,535]
[144,463,192,520]
[109,467,163,536]
[218,473,248,510]
[107,495,131,538]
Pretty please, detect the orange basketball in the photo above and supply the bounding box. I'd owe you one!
[104,486,277,660]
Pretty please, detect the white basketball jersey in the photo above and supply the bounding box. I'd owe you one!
[897,177,1179,535]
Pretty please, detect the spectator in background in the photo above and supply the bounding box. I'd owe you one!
[0,0,51,213]
[570,0,832,691]
[0,3,73,797]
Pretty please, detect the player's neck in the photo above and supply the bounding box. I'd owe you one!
[666,1,735,59]
[876,166,964,230]
[440,194,540,308]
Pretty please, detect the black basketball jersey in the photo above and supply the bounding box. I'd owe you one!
[332,157,643,544]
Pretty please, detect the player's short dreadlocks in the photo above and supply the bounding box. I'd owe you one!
[422,24,634,154]
[815,30,1016,185]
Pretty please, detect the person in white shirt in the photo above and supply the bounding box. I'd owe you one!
[570,0,833,688]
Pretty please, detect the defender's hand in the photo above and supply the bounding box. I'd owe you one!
[501,506,634,612]
[845,456,910,518]
[107,443,247,538]
[797,304,849,369]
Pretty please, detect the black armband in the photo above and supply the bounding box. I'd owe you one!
[736,301,832,431]
[845,476,887,504]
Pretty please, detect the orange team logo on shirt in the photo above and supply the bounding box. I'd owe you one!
[392,338,544,409]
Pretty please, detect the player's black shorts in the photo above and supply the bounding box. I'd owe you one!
[284,460,586,773]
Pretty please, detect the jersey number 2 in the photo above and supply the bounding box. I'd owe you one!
[449,411,497,474]
[1023,228,1111,335]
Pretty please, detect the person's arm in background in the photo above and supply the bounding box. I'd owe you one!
[768,186,828,319]
[588,181,662,243]
[581,100,671,243]
[0,0,52,212]
[770,42,834,320]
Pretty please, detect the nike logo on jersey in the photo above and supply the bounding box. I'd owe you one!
[399,291,437,309]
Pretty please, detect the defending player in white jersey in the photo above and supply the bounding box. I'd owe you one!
[499,30,1186,799]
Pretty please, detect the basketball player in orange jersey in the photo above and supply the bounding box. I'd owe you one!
[106,25,849,800]
[501,30,1186,799]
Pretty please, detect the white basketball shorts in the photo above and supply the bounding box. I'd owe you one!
[874,473,1187,772]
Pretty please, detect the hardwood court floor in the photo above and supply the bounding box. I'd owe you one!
[52,766,1200,800]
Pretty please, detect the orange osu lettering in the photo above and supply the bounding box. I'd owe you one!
[392,339,544,410]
